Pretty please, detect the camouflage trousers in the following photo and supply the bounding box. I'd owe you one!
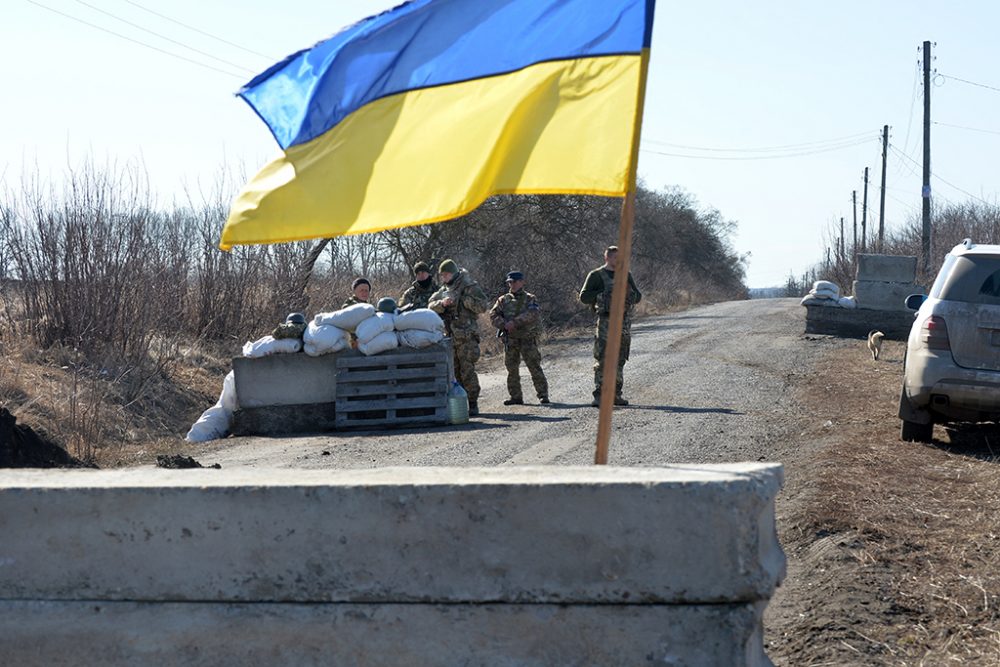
[593,316,631,398]
[451,331,481,404]
[504,337,549,401]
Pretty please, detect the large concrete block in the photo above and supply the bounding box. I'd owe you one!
[0,599,771,667]
[853,279,926,311]
[232,353,338,408]
[857,253,918,282]
[0,465,785,605]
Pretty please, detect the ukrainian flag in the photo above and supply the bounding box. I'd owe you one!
[219,0,655,250]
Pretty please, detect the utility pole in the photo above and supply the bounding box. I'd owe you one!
[921,40,932,273]
[861,167,869,253]
[852,190,858,263]
[840,217,845,261]
[879,124,889,253]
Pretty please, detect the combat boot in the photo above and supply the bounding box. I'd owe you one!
[469,401,479,416]
[503,397,524,405]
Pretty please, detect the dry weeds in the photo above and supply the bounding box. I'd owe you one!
[768,337,1000,665]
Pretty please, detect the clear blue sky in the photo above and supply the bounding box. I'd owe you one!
[3,1,997,287]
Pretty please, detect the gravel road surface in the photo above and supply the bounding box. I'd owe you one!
[200,298,813,469]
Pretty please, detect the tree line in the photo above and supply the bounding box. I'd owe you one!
[786,200,1000,295]
[0,163,748,376]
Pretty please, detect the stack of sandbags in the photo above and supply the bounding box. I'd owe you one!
[394,308,445,349]
[356,311,399,355]
[305,303,375,356]
[800,280,856,308]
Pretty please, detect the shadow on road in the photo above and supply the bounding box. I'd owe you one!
[623,405,742,415]
[314,421,511,438]
[478,413,571,424]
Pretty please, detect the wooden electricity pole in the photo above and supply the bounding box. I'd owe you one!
[879,125,889,253]
[861,168,869,253]
[852,190,858,265]
[921,40,932,273]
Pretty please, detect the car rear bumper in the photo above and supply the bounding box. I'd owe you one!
[903,352,1000,421]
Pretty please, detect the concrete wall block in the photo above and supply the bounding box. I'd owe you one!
[0,465,785,605]
[232,354,339,407]
[852,280,926,311]
[0,599,772,667]
[857,254,918,282]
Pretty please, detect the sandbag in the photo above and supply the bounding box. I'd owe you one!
[810,289,839,300]
[811,281,840,298]
[397,329,444,349]
[242,335,302,358]
[185,371,238,442]
[838,295,858,309]
[314,303,376,331]
[356,311,396,343]
[358,330,399,356]
[303,321,350,356]
[394,308,445,332]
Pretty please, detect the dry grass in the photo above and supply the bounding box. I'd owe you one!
[769,338,1000,665]
[0,335,229,467]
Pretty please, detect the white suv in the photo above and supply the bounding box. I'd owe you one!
[900,240,1000,442]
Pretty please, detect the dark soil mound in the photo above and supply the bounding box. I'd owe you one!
[0,408,89,468]
[156,454,221,469]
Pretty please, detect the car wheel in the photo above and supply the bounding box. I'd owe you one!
[900,418,933,443]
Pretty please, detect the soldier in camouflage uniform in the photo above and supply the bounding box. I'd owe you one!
[428,259,489,416]
[341,277,371,309]
[489,271,549,405]
[398,261,438,311]
[579,245,642,406]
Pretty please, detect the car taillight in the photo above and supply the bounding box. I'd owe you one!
[921,315,951,350]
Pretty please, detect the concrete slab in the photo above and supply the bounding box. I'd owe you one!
[852,280,926,311]
[804,304,916,340]
[0,599,771,667]
[232,353,338,408]
[0,465,785,605]
[857,253,918,282]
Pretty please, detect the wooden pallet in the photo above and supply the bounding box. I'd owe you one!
[334,344,452,429]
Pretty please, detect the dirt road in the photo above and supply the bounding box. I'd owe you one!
[202,298,814,470]
[185,298,1000,664]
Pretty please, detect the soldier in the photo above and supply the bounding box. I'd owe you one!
[398,261,438,311]
[579,245,642,407]
[490,271,549,405]
[428,259,489,416]
[342,277,371,308]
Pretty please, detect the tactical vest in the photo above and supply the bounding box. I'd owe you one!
[498,291,540,338]
[596,269,635,319]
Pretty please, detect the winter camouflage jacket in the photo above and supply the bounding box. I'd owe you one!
[428,269,489,336]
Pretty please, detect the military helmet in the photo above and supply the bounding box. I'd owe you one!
[376,297,398,313]
[285,312,306,325]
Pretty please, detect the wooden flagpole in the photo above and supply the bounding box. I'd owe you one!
[594,45,652,465]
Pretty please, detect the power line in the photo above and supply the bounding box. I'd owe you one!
[72,0,255,74]
[642,130,874,153]
[933,121,1000,137]
[937,72,1000,94]
[122,0,278,62]
[26,0,245,79]
[901,60,920,158]
[889,144,995,207]
[640,137,875,161]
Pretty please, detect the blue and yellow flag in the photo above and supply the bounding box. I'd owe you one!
[219,0,655,250]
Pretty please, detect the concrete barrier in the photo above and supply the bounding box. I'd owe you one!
[0,464,784,666]
[857,253,918,283]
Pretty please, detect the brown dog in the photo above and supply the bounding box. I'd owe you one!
[867,330,885,361]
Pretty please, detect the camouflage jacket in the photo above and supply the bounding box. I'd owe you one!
[399,279,439,311]
[340,295,369,309]
[579,267,642,319]
[489,289,541,339]
[428,269,489,336]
